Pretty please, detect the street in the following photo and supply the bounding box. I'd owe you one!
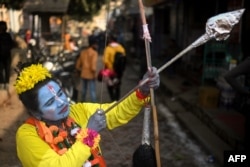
[0,56,220,167]
[0,1,247,166]
[98,57,221,167]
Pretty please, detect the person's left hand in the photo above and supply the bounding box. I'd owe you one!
[139,67,160,96]
[87,109,106,132]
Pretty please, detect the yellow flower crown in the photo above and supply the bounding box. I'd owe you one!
[14,64,52,94]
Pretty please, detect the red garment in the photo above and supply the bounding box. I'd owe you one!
[97,69,116,82]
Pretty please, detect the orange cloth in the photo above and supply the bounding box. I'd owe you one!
[64,33,72,51]
[76,47,98,79]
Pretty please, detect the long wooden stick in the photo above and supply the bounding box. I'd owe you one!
[138,0,161,166]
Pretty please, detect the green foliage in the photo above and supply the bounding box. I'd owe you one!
[67,0,107,21]
[0,0,26,10]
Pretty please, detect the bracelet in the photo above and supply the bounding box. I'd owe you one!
[136,89,148,100]
[76,128,100,149]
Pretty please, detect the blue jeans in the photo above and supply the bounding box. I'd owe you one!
[81,79,97,102]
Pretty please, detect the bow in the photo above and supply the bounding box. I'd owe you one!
[102,6,245,166]
[134,0,161,167]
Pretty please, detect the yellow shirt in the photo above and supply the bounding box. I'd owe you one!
[16,92,146,167]
[103,42,125,70]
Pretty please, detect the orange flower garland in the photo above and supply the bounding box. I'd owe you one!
[25,117,104,166]
[26,117,101,155]
[49,125,68,155]
[47,123,100,154]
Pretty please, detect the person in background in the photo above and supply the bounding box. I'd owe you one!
[76,39,98,102]
[224,57,250,154]
[103,34,126,101]
[24,29,32,44]
[79,28,89,48]
[69,38,79,52]
[0,21,14,90]
[63,32,72,51]
[14,62,160,167]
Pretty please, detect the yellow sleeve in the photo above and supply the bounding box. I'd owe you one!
[70,92,148,130]
[104,92,148,129]
[16,124,91,167]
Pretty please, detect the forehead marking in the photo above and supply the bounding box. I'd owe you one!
[47,84,56,95]
[46,84,64,103]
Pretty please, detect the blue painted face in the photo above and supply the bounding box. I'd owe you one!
[38,81,69,121]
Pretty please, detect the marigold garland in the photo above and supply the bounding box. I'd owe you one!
[14,64,52,94]
[26,117,104,164]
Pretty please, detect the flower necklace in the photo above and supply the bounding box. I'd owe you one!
[45,118,79,154]
[26,116,82,154]
[25,117,106,167]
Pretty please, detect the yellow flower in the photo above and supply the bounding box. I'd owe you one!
[14,64,52,94]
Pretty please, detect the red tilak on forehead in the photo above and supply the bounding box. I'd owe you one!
[47,84,56,95]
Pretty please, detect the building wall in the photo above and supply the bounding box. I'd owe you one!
[0,6,23,33]
[149,0,245,58]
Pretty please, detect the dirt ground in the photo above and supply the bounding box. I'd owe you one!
[0,79,27,167]
[0,47,28,167]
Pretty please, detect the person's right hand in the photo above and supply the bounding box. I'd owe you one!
[139,67,160,96]
[87,109,106,132]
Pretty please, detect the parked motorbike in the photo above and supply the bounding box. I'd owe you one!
[42,50,79,102]
[25,38,48,63]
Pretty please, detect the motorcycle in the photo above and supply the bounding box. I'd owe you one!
[26,38,49,63]
[42,50,79,102]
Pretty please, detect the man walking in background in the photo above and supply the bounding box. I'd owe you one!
[76,38,98,102]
